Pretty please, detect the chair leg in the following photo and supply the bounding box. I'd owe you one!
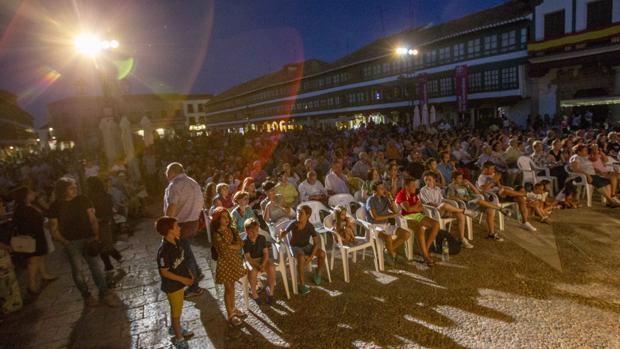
[352,250,357,264]
[324,253,332,283]
[288,257,298,295]
[586,184,593,207]
[406,233,414,261]
[330,244,335,271]
[498,212,505,231]
[466,217,473,240]
[340,249,348,282]
[371,243,379,272]
[375,238,385,271]
[278,265,290,300]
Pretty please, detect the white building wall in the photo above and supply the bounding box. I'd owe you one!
[535,0,574,41]
[575,0,620,32]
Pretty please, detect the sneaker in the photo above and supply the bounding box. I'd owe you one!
[486,233,504,242]
[102,291,121,308]
[264,286,272,305]
[540,216,549,223]
[168,327,195,339]
[299,285,311,295]
[464,209,479,219]
[184,287,206,298]
[461,238,474,249]
[313,273,322,286]
[499,208,512,217]
[521,221,537,232]
[171,337,189,349]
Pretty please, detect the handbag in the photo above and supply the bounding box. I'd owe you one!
[10,235,36,254]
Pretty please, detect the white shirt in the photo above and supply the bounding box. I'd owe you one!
[325,170,349,194]
[164,173,204,223]
[298,179,327,202]
[419,186,444,206]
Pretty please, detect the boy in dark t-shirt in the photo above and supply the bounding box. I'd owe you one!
[156,217,194,349]
[242,218,276,305]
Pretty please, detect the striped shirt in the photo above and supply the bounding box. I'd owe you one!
[419,186,444,206]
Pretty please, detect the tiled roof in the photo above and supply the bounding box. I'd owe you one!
[208,0,532,105]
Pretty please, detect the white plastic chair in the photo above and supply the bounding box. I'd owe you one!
[443,198,474,240]
[328,193,356,214]
[323,214,378,282]
[517,156,558,195]
[565,164,599,207]
[354,207,412,271]
[282,227,331,295]
[297,200,331,233]
[422,204,456,232]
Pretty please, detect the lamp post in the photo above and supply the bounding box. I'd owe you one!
[395,47,419,129]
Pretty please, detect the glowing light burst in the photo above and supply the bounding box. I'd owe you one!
[18,68,62,105]
[74,33,103,58]
[115,57,135,80]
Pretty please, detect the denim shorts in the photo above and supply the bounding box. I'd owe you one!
[291,244,313,256]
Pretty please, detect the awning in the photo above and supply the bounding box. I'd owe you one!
[560,96,620,108]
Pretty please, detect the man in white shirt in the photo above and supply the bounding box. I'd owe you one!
[325,159,350,195]
[351,152,372,178]
[298,170,328,204]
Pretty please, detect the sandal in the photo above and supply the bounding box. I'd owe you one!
[228,315,243,327]
[423,257,435,267]
[234,309,248,319]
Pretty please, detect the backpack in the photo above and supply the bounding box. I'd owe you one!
[431,229,462,255]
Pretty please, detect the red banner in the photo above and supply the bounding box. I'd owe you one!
[416,74,428,106]
[455,65,468,113]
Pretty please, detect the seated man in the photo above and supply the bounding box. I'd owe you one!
[419,172,476,248]
[569,144,620,207]
[394,177,439,266]
[297,170,328,204]
[351,152,372,178]
[366,181,411,266]
[325,159,350,195]
[477,161,537,232]
[446,171,510,241]
[243,219,276,305]
[278,205,326,295]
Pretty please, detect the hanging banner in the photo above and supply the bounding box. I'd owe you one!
[416,73,428,106]
[455,65,468,113]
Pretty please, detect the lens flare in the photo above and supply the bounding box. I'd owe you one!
[74,33,103,58]
[115,57,135,80]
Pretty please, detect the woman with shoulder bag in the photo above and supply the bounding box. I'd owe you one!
[12,187,57,297]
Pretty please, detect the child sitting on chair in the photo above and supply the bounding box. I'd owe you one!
[242,218,276,305]
[333,205,356,245]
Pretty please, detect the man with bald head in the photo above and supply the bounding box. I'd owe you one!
[164,162,205,298]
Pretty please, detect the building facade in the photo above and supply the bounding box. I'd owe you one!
[47,93,212,151]
[528,0,620,122]
[204,1,534,131]
[0,91,36,158]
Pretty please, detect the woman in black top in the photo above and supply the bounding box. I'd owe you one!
[12,186,56,295]
[86,177,123,272]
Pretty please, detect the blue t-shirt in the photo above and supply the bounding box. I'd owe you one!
[285,220,317,248]
[365,194,392,224]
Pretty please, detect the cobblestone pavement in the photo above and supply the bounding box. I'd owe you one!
[1,204,620,349]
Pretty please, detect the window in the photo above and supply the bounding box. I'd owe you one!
[198,104,204,112]
[484,70,500,90]
[439,77,453,95]
[469,72,483,92]
[188,116,196,125]
[500,31,516,51]
[501,67,518,89]
[520,28,528,44]
[373,64,381,76]
[430,50,437,63]
[483,35,497,55]
[373,89,383,101]
[438,47,451,63]
[453,43,465,61]
[544,10,565,39]
[186,104,194,113]
[467,39,481,58]
[587,0,612,30]
[363,66,371,79]
[428,80,439,95]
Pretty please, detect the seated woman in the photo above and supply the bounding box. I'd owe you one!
[589,144,620,197]
[212,183,232,210]
[361,168,381,201]
[242,218,276,305]
[264,194,294,225]
[231,191,256,233]
[446,171,511,241]
[278,205,326,295]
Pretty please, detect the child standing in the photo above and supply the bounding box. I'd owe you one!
[156,217,195,349]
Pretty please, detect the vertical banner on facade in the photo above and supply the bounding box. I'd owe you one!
[455,65,468,113]
[416,73,428,106]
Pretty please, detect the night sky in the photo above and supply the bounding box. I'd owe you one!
[0,0,504,127]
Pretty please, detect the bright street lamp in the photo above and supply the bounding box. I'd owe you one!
[395,46,419,56]
[74,33,119,58]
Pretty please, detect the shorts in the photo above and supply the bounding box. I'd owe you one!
[291,244,313,256]
[166,288,184,319]
[374,224,397,235]
[591,175,610,189]
[403,213,426,222]
[466,197,482,210]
